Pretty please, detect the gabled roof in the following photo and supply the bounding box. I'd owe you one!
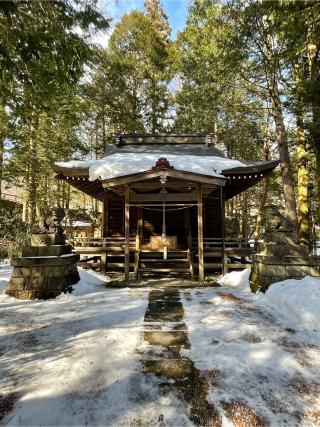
[52,133,280,200]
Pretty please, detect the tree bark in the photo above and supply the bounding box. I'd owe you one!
[254,121,271,240]
[0,103,7,200]
[241,192,249,239]
[28,134,37,226]
[296,111,309,246]
[307,35,320,207]
[269,76,298,229]
[0,138,3,200]
[26,110,39,227]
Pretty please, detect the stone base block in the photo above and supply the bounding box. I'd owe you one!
[6,252,80,300]
[22,245,72,257]
[250,253,320,293]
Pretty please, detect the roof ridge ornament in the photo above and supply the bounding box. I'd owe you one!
[152,157,175,171]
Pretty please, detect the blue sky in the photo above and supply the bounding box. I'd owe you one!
[98,0,190,43]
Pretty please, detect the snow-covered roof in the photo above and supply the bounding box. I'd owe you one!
[55,153,247,182]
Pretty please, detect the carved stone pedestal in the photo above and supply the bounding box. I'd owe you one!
[6,245,80,300]
[250,244,320,292]
[250,206,320,292]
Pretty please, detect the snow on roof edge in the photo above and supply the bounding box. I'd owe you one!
[55,153,249,182]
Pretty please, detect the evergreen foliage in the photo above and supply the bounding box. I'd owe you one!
[0,0,319,248]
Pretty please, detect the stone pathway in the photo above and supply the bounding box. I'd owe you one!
[136,286,320,426]
[139,288,221,426]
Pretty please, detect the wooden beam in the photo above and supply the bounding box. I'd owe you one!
[125,187,130,280]
[130,182,197,189]
[198,185,204,282]
[102,169,225,188]
[130,192,198,203]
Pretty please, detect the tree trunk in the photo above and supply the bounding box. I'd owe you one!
[26,111,39,227]
[253,122,270,240]
[0,103,7,200]
[0,138,3,200]
[307,35,320,207]
[241,192,249,239]
[28,135,37,226]
[151,79,157,133]
[269,76,298,229]
[296,111,309,246]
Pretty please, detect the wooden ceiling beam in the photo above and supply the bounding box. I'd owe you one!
[130,192,198,203]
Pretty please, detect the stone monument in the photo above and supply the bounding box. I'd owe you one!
[6,208,80,300]
[250,205,320,292]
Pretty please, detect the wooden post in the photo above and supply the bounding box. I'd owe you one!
[186,207,192,249]
[220,186,227,275]
[198,185,204,282]
[101,198,108,238]
[125,187,130,280]
[138,207,143,243]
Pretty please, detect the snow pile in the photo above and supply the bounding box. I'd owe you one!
[217,268,251,291]
[262,276,320,331]
[0,264,110,299]
[56,153,247,181]
[0,262,11,295]
[59,268,111,298]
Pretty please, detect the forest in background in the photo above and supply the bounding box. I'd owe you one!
[0,0,320,256]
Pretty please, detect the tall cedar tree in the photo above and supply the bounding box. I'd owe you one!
[0,0,109,225]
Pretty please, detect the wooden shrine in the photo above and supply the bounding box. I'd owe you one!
[52,134,279,281]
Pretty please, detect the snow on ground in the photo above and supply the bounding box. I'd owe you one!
[0,262,11,295]
[216,268,251,290]
[260,277,320,332]
[0,268,174,426]
[1,265,320,426]
[181,279,320,426]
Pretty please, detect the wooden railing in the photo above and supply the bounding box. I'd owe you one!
[192,237,254,250]
[71,236,135,249]
[192,237,254,273]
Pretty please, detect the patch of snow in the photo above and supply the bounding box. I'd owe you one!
[0,262,11,295]
[181,285,320,426]
[259,276,320,332]
[0,269,168,426]
[65,221,92,227]
[217,268,251,291]
[56,153,247,181]
[0,265,110,299]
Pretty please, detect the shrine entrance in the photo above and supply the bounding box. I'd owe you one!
[100,160,226,281]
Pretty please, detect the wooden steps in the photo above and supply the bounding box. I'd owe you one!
[136,250,194,279]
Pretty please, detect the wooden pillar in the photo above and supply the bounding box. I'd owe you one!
[101,197,108,237]
[220,186,227,275]
[198,185,204,282]
[137,207,143,248]
[125,187,130,280]
[186,207,192,249]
